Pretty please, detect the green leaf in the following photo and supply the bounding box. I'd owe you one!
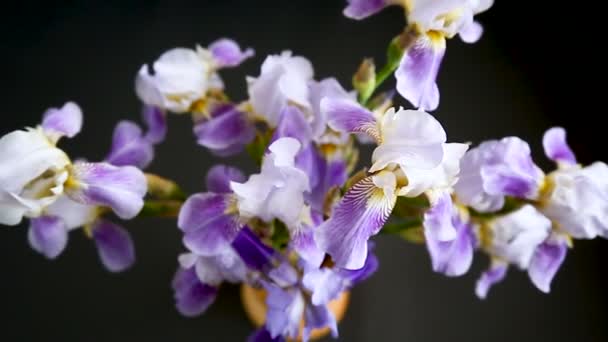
[246,129,272,166]
[270,220,290,250]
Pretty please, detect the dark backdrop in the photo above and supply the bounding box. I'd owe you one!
[1,1,606,341]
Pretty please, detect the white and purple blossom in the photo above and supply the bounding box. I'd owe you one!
[194,103,256,156]
[455,137,544,213]
[136,38,254,113]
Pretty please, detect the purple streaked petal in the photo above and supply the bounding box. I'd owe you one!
[343,0,389,20]
[396,35,445,111]
[543,127,577,166]
[322,97,379,142]
[459,21,484,43]
[105,121,154,169]
[291,227,325,268]
[142,105,167,144]
[303,304,338,342]
[194,105,255,156]
[28,215,68,259]
[209,38,255,68]
[205,165,245,193]
[422,192,457,242]
[308,156,348,213]
[315,177,396,269]
[425,214,475,277]
[528,238,567,293]
[183,214,241,256]
[231,226,276,271]
[172,266,218,317]
[178,193,229,232]
[248,328,285,342]
[41,101,83,139]
[92,219,135,272]
[271,105,313,146]
[475,263,508,299]
[67,162,147,219]
[296,144,321,190]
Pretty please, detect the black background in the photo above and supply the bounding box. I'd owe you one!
[1,1,606,341]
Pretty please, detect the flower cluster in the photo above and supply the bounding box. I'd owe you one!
[1,1,607,341]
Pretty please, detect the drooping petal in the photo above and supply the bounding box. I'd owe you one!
[488,205,551,269]
[542,127,577,166]
[67,162,147,219]
[28,216,68,259]
[231,226,276,271]
[315,175,396,269]
[194,105,255,156]
[343,0,390,20]
[172,266,218,317]
[475,262,508,299]
[338,241,379,285]
[422,192,457,242]
[528,237,568,293]
[303,304,338,342]
[309,77,354,140]
[105,121,154,169]
[209,38,255,68]
[205,165,246,193]
[395,34,446,111]
[41,102,83,140]
[271,105,313,146]
[424,197,475,277]
[92,220,135,272]
[322,97,379,142]
[265,284,305,340]
[142,105,167,144]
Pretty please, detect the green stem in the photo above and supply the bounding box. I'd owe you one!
[360,61,400,105]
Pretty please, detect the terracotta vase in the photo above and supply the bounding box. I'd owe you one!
[240,284,350,341]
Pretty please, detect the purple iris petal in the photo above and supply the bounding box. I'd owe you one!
[308,155,348,213]
[543,127,577,165]
[315,177,396,269]
[67,162,147,219]
[231,226,276,271]
[105,121,154,169]
[480,137,543,199]
[338,241,379,285]
[28,216,68,259]
[528,239,567,293]
[475,263,508,299]
[343,0,389,20]
[423,193,457,242]
[322,97,378,141]
[396,35,445,111]
[183,213,240,257]
[179,193,241,256]
[206,165,245,193]
[41,101,83,139]
[425,217,475,277]
[265,284,304,340]
[92,219,135,272]
[142,105,167,144]
[303,304,338,342]
[172,266,218,317]
[248,328,285,342]
[291,227,325,268]
[194,104,255,157]
[296,144,322,191]
[302,267,346,305]
[178,193,229,232]
[271,105,313,146]
[209,38,254,68]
